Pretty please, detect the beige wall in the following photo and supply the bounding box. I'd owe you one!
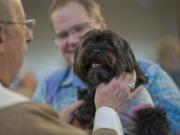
[22,0,179,80]
[178,0,180,37]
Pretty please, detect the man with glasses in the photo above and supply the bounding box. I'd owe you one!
[0,0,139,134]
[33,0,180,134]
[0,19,35,33]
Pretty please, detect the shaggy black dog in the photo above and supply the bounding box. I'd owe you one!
[74,30,171,135]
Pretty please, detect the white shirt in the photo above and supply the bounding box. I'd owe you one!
[0,83,28,109]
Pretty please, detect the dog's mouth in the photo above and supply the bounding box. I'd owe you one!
[77,50,117,86]
[85,56,115,85]
[85,53,115,72]
[90,59,103,69]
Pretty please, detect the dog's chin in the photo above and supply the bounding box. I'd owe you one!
[86,66,114,87]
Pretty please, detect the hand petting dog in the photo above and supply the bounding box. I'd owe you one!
[95,72,142,113]
[59,73,142,129]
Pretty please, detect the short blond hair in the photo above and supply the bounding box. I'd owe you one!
[50,0,104,21]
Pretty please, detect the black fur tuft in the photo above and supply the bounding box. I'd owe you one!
[135,108,171,135]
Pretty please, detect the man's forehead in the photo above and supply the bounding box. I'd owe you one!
[13,0,26,20]
[16,0,21,4]
[51,2,91,33]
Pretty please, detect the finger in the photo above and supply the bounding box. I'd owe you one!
[125,71,137,91]
[96,83,105,90]
[123,73,133,85]
[104,77,120,92]
[130,85,143,99]
[116,93,129,113]
[132,70,137,82]
[119,72,126,80]
[68,100,84,112]
[116,86,129,103]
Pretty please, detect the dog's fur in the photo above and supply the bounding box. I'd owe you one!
[74,30,171,135]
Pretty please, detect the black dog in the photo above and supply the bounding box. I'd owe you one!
[74,30,171,135]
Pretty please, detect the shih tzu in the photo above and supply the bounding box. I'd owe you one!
[73,30,171,135]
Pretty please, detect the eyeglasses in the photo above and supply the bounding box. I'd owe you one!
[54,22,93,45]
[0,19,36,33]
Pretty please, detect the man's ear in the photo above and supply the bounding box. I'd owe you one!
[99,19,107,30]
[0,24,5,53]
[94,19,107,30]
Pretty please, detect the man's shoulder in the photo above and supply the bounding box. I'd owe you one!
[0,102,60,129]
[138,59,159,68]
[137,59,161,73]
[0,102,65,134]
[0,102,53,114]
[0,102,88,135]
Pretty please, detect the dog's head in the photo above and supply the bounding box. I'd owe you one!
[74,30,147,87]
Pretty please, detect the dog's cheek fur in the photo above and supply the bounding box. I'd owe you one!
[74,52,85,82]
[135,108,171,135]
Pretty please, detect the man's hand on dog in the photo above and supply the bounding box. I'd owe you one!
[95,72,143,113]
[59,72,143,125]
[58,100,83,123]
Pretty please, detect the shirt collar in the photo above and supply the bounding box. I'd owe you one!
[61,68,87,90]
[0,83,4,90]
[0,82,29,109]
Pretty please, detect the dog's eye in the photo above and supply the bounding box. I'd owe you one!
[106,39,114,49]
[107,44,114,49]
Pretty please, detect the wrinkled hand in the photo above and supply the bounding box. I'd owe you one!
[95,72,143,113]
[58,100,83,123]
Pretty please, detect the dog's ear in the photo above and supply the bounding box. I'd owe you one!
[123,39,148,86]
[119,38,136,73]
[74,43,87,83]
[118,37,148,87]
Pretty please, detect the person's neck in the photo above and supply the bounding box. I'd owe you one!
[0,65,12,87]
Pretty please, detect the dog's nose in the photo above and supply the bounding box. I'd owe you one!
[91,49,100,56]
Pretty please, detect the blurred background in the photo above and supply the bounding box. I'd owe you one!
[21,0,180,82]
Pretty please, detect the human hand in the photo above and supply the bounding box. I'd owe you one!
[95,72,143,113]
[58,100,83,123]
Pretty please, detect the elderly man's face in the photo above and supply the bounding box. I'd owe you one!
[0,0,33,86]
[51,1,106,67]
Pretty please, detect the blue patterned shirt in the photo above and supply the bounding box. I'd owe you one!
[33,60,180,135]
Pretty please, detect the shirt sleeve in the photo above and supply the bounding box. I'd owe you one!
[93,107,124,135]
[144,63,180,135]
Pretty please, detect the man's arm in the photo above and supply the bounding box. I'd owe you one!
[59,101,123,135]
[93,107,123,135]
[141,62,180,135]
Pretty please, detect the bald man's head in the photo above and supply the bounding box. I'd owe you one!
[0,0,24,22]
[0,0,31,87]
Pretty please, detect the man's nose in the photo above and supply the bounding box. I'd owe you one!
[25,28,33,43]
